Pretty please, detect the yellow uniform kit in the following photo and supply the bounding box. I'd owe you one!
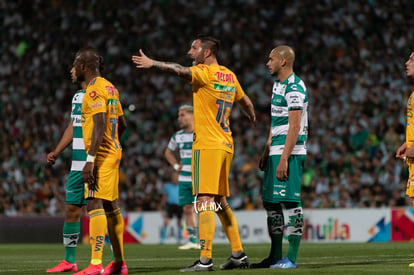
[82,76,123,201]
[407,91,414,198]
[189,64,244,196]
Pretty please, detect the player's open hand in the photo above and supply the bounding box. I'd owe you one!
[132,49,153,69]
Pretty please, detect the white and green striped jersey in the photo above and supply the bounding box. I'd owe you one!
[269,73,308,156]
[70,90,86,171]
[167,130,193,183]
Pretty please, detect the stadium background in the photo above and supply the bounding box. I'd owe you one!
[1,0,414,219]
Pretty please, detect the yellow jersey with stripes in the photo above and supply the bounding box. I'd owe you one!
[189,63,245,153]
[81,76,123,167]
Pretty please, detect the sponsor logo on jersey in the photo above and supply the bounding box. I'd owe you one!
[90,102,103,109]
[89,91,97,99]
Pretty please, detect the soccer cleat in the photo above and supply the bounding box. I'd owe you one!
[219,252,249,270]
[249,257,278,268]
[103,260,128,275]
[73,263,104,275]
[46,260,78,272]
[178,242,201,250]
[409,263,414,267]
[270,257,297,269]
[180,259,214,272]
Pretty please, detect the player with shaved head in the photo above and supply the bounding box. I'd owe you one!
[251,46,309,269]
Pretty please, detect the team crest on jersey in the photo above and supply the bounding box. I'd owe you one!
[89,91,97,99]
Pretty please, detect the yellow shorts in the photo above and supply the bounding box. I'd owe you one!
[407,161,414,198]
[85,162,120,201]
[192,149,233,196]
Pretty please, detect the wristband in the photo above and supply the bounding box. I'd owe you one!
[173,163,180,171]
[86,154,95,163]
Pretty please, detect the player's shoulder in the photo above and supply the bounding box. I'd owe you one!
[286,73,307,93]
[72,90,85,102]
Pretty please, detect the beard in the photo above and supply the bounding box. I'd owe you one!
[75,72,85,83]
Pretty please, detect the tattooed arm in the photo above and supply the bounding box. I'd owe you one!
[132,49,192,81]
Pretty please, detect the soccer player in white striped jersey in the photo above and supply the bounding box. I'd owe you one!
[164,105,200,250]
[251,46,308,269]
[46,67,87,273]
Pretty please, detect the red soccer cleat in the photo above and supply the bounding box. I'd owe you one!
[72,263,104,275]
[103,260,128,275]
[46,260,78,273]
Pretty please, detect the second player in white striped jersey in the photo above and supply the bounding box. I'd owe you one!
[167,130,193,184]
[164,105,200,250]
[269,73,308,156]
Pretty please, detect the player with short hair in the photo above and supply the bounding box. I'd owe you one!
[46,67,87,273]
[132,35,256,272]
[251,45,308,269]
[396,51,414,268]
[72,47,127,275]
[164,104,200,250]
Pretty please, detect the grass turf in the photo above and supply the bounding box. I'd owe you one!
[1,242,414,274]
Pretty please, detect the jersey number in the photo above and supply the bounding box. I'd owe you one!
[109,118,121,149]
[215,99,232,132]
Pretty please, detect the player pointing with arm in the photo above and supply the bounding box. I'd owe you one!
[132,35,255,272]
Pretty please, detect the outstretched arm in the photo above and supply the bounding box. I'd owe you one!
[132,49,192,81]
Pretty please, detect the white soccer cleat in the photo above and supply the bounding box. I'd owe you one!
[178,242,201,250]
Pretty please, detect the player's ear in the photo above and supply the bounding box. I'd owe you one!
[204,48,212,59]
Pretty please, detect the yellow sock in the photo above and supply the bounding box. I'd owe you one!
[198,209,215,259]
[89,208,107,265]
[217,205,243,252]
[106,208,125,262]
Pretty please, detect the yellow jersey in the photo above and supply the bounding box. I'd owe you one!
[81,76,123,167]
[189,64,245,153]
[407,91,414,148]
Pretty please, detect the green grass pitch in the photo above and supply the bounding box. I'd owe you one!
[1,243,414,274]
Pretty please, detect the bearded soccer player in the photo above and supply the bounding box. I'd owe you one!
[72,48,127,275]
[132,35,256,272]
[164,104,200,250]
[396,51,414,268]
[251,46,308,269]
[46,68,87,273]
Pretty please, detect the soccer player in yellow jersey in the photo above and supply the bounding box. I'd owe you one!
[396,51,414,268]
[72,48,128,275]
[132,35,256,272]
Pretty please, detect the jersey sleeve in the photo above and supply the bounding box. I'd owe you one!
[118,99,124,117]
[233,75,245,102]
[167,135,177,151]
[189,65,211,87]
[286,84,305,111]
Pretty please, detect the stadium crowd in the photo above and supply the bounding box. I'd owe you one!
[1,0,414,216]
